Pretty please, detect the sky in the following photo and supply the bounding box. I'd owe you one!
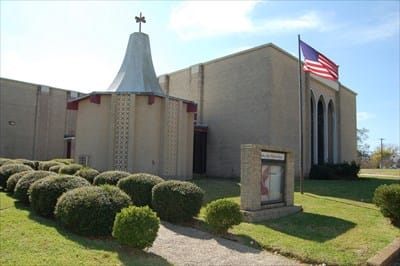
[1,0,399,152]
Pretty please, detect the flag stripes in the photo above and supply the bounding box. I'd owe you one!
[300,40,338,81]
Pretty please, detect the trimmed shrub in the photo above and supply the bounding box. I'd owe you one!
[152,180,204,223]
[52,158,74,165]
[205,199,243,234]
[2,159,38,169]
[14,171,57,204]
[112,206,160,249]
[0,163,33,189]
[49,164,63,173]
[0,158,11,167]
[59,164,83,175]
[309,161,360,179]
[29,175,91,218]
[75,168,99,184]
[117,173,164,207]
[93,171,130,186]
[6,171,33,194]
[38,161,64,171]
[373,184,400,226]
[54,185,131,236]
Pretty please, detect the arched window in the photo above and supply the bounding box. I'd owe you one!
[328,100,335,163]
[317,97,325,164]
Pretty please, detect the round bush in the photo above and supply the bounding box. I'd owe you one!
[6,171,33,194]
[49,164,63,173]
[205,199,243,234]
[14,171,57,204]
[59,164,83,175]
[3,159,38,169]
[29,175,91,218]
[152,180,204,223]
[117,173,164,207]
[54,185,132,236]
[75,168,99,184]
[112,206,160,249]
[0,158,11,167]
[0,163,33,189]
[38,161,64,171]
[93,171,130,186]
[373,184,400,226]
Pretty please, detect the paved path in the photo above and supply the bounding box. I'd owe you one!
[149,222,302,266]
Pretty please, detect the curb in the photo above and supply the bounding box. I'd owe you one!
[367,237,400,266]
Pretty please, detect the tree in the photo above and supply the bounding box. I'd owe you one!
[357,128,370,161]
[370,144,399,168]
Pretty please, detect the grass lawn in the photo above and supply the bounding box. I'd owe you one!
[1,173,398,265]
[0,193,171,266]
[193,175,400,265]
[359,168,400,177]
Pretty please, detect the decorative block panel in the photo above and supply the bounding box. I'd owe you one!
[164,100,179,176]
[113,94,131,171]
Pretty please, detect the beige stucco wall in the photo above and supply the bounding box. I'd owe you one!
[161,43,357,178]
[339,85,357,162]
[74,95,112,170]
[74,93,194,179]
[0,78,80,160]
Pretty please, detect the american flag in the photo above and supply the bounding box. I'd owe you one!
[300,40,339,81]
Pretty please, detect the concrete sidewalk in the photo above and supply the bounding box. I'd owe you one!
[149,222,302,266]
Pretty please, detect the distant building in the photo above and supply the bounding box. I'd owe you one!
[0,77,84,160]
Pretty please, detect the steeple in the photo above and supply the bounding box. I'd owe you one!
[107,13,164,95]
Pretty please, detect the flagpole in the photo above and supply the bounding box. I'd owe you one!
[298,34,304,194]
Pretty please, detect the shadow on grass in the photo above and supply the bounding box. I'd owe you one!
[12,201,171,266]
[255,212,356,243]
[297,177,399,203]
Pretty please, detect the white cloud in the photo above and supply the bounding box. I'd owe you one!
[169,1,258,40]
[257,11,329,33]
[357,112,376,121]
[169,2,328,40]
[339,13,399,44]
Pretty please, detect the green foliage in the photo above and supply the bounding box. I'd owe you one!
[205,199,243,234]
[0,158,11,167]
[38,161,64,171]
[112,206,160,249]
[29,175,91,218]
[117,173,164,207]
[52,158,74,165]
[58,164,83,175]
[54,185,132,236]
[0,163,33,189]
[93,171,130,186]
[49,164,63,173]
[14,171,57,204]
[373,184,400,225]
[74,168,99,184]
[152,180,204,223]
[309,161,360,179]
[4,159,39,169]
[370,144,399,168]
[6,171,32,194]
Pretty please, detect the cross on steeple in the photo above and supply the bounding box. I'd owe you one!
[135,12,146,33]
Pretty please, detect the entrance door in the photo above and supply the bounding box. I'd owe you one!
[193,126,207,174]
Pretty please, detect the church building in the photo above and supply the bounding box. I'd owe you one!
[68,30,196,179]
[1,17,357,179]
[158,43,357,178]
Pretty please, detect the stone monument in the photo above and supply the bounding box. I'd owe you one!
[240,144,302,222]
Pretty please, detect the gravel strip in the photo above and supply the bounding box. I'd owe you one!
[149,222,302,266]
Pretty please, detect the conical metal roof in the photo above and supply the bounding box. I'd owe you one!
[107,32,164,95]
